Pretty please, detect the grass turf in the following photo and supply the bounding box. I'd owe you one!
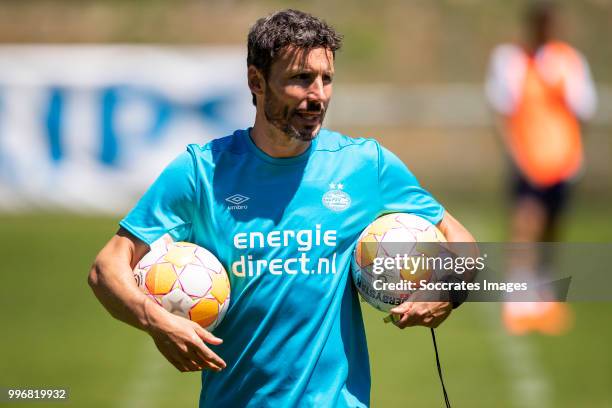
[0,200,610,407]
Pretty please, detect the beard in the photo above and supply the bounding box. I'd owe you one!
[263,89,326,142]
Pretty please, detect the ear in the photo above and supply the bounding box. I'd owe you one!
[248,66,265,98]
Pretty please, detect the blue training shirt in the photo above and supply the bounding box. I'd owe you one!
[120,128,445,407]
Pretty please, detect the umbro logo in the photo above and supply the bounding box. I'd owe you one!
[226,194,250,210]
[226,194,250,205]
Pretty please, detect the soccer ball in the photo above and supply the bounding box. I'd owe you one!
[133,238,230,331]
[351,213,446,312]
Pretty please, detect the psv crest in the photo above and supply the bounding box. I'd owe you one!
[322,182,351,212]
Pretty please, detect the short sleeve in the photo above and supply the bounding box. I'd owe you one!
[562,52,597,120]
[485,44,527,116]
[377,144,445,225]
[536,42,597,120]
[120,149,197,245]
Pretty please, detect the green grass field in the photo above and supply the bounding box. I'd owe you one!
[1,197,611,407]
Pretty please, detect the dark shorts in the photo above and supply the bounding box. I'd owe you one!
[510,170,571,222]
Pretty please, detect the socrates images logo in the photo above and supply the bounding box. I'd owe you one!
[322,182,351,212]
[226,194,250,210]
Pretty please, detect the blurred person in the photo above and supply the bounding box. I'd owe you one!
[88,9,475,407]
[485,0,597,335]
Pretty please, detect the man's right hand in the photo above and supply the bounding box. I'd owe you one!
[89,229,226,373]
[145,300,227,372]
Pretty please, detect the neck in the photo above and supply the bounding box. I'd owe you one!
[526,33,550,52]
[250,112,311,158]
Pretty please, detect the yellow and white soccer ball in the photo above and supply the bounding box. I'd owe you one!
[133,237,230,331]
[351,213,447,312]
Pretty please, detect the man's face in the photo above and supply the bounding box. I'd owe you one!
[526,8,556,46]
[261,47,334,141]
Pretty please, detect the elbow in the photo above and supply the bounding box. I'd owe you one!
[87,259,102,292]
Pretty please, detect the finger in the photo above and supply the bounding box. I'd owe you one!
[154,339,187,372]
[170,357,188,372]
[185,343,223,371]
[202,361,223,372]
[390,302,413,315]
[182,359,203,372]
[383,313,400,324]
[188,338,227,369]
[160,346,190,372]
[429,302,452,317]
[182,345,207,366]
[169,348,197,372]
[173,346,211,372]
[190,359,220,372]
[194,325,223,345]
[199,346,227,369]
[405,312,421,327]
[421,315,435,328]
[393,316,408,329]
[182,328,224,366]
[394,312,419,329]
[416,307,441,327]
[162,340,206,373]
[408,306,432,325]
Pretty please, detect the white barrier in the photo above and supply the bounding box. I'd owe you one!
[0,45,254,213]
[0,45,609,212]
[328,83,612,128]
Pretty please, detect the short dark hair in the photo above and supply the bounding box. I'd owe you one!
[247,9,342,105]
[524,0,557,28]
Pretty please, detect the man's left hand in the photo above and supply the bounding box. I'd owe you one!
[389,298,452,329]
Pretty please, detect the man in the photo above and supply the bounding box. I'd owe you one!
[89,9,475,407]
[485,1,596,334]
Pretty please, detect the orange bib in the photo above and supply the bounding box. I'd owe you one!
[507,43,583,187]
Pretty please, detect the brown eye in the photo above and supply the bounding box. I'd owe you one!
[293,73,311,80]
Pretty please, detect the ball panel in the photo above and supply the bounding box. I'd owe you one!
[356,233,379,268]
[189,298,219,328]
[395,213,432,230]
[137,246,167,269]
[163,245,196,268]
[210,272,230,304]
[175,241,197,247]
[178,264,212,298]
[378,229,418,260]
[145,263,178,295]
[366,214,402,236]
[161,288,195,318]
[195,249,223,273]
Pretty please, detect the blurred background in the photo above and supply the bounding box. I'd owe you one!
[1,0,610,407]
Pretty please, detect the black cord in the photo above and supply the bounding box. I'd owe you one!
[431,328,451,408]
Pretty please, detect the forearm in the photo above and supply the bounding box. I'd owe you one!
[88,237,227,373]
[438,211,476,244]
[437,211,478,307]
[88,248,161,332]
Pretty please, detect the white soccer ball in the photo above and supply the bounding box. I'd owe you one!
[133,238,230,331]
[351,213,447,312]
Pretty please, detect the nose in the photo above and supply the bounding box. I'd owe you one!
[307,76,326,102]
